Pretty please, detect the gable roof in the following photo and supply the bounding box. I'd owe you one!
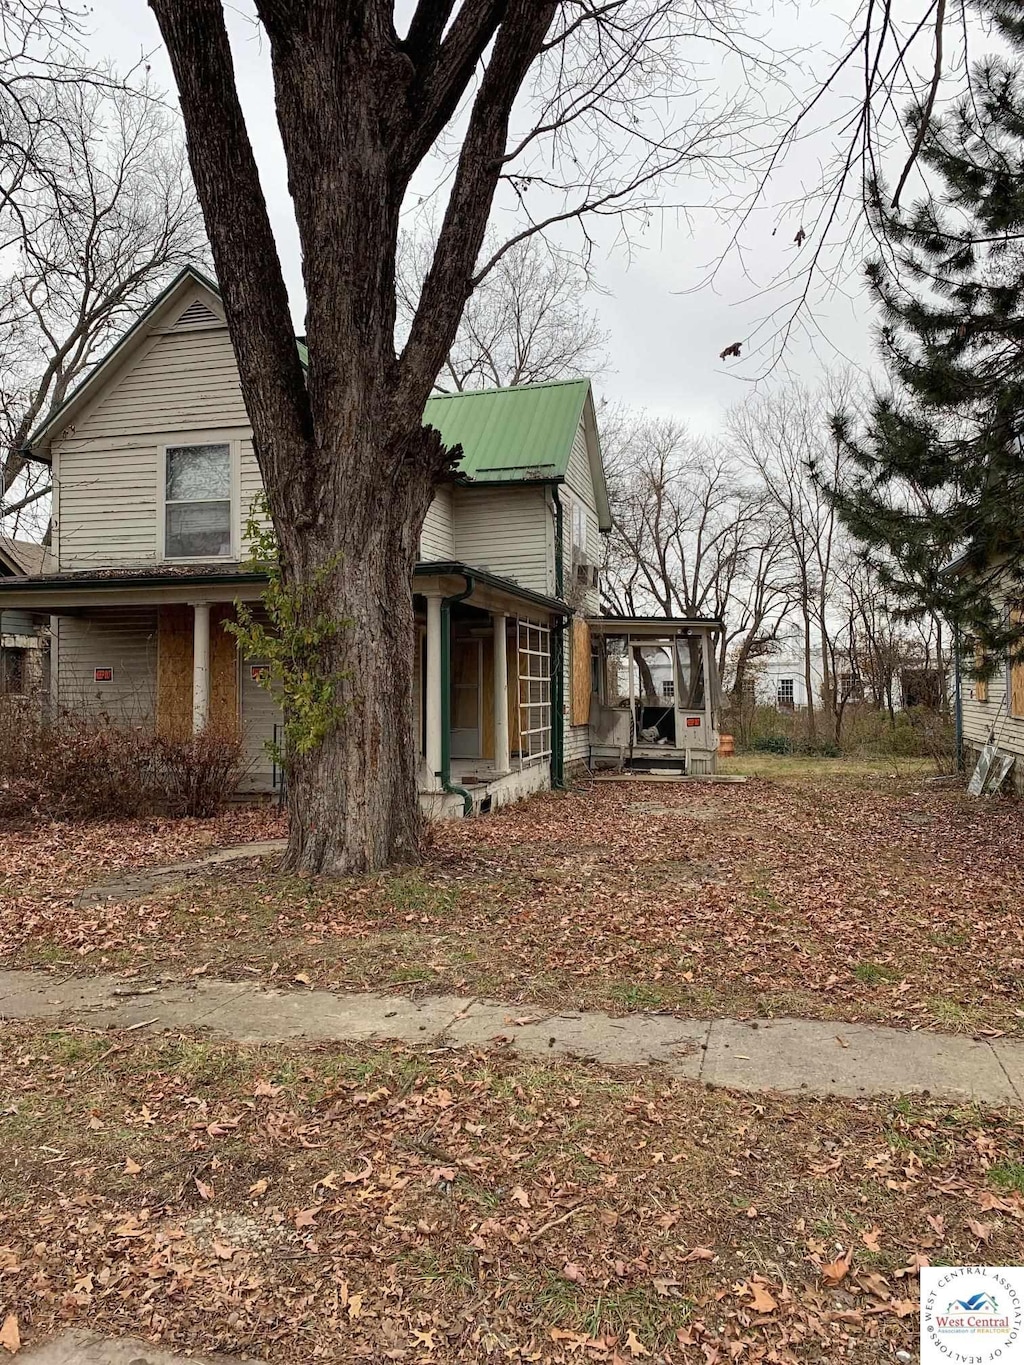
[425,378,588,481]
[25,264,225,460]
[24,267,613,529]
[0,537,45,576]
[425,379,612,530]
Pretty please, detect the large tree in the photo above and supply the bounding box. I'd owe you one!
[728,383,848,735]
[827,1,1024,663]
[146,0,754,874]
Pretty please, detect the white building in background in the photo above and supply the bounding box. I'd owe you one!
[750,633,828,711]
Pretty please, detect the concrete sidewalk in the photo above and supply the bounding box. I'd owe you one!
[0,966,1021,1104]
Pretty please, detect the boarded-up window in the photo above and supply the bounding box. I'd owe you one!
[570,618,591,725]
[157,604,239,739]
[974,643,989,703]
[1011,610,1024,717]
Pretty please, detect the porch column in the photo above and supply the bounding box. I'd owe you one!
[424,593,442,790]
[493,613,510,773]
[191,601,211,734]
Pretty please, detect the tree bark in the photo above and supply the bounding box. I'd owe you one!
[279,433,437,873]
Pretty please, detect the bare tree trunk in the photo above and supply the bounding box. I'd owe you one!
[279,447,434,872]
[800,595,816,737]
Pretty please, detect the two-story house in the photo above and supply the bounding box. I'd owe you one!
[0,267,723,813]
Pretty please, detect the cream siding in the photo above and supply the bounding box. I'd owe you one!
[239,439,271,548]
[55,608,157,723]
[452,485,553,595]
[239,656,283,794]
[54,322,252,571]
[420,486,455,561]
[961,658,1024,758]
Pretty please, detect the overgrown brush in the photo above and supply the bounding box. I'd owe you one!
[0,700,246,819]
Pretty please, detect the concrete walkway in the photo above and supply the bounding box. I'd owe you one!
[76,840,287,907]
[16,1330,233,1365]
[1,967,1021,1104]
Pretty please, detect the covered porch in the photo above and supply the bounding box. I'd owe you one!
[0,563,569,818]
[587,615,724,775]
[413,563,568,817]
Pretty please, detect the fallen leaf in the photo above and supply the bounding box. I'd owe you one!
[624,1329,649,1358]
[861,1226,881,1252]
[966,1219,992,1242]
[562,1262,585,1283]
[821,1248,853,1285]
[348,1293,363,1319]
[294,1205,321,1229]
[511,1186,531,1209]
[123,1156,141,1176]
[211,1240,235,1261]
[194,1177,214,1201]
[746,1280,778,1313]
[248,1178,269,1197]
[0,1316,18,1355]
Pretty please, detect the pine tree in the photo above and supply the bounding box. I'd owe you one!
[827,0,1024,665]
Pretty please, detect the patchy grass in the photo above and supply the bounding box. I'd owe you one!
[3,764,1024,1035]
[0,1022,1021,1363]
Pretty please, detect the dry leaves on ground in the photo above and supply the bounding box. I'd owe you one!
[0,1025,1022,1362]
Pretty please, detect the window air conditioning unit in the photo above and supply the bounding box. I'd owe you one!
[575,561,599,589]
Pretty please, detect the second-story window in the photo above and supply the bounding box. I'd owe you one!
[165,443,232,558]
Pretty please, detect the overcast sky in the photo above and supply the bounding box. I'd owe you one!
[86,1,957,434]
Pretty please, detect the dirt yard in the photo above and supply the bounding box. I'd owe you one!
[2,759,1022,1036]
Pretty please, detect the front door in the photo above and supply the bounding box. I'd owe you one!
[451,637,482,759]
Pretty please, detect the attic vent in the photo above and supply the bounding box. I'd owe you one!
[175,299,219,328]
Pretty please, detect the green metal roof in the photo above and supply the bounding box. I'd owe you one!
[423,378,590,482]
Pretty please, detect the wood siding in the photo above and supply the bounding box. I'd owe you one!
[54,320,251,570]
[420,486,455,561]
[55,608,158,722]
[453,485,552,595]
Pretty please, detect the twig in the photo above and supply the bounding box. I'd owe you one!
[528,1202,594,1243]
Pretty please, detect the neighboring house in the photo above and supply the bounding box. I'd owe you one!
[0,537,48,698]
[750,631,941,714]
[954,589,1024,793]
[0,266,723,814]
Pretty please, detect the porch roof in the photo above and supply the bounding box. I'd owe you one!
[587,614,724,635]
[414,560,569,618]
[0,559,569,618]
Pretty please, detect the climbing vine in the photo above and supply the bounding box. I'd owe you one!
[228,494,349,764]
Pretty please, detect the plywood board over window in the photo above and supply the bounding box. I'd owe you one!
[571,618,592,725]
[1011,609,1024,717]
[156,604,239,739]
[974,643,988,703]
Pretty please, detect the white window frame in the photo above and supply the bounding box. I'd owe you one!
[517,616,551,766]
[157,436,242,563]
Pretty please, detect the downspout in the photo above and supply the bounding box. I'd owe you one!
[440,573,475,816]
[550,487,566,790]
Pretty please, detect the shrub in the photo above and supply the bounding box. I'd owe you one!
[0,700,246,819]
